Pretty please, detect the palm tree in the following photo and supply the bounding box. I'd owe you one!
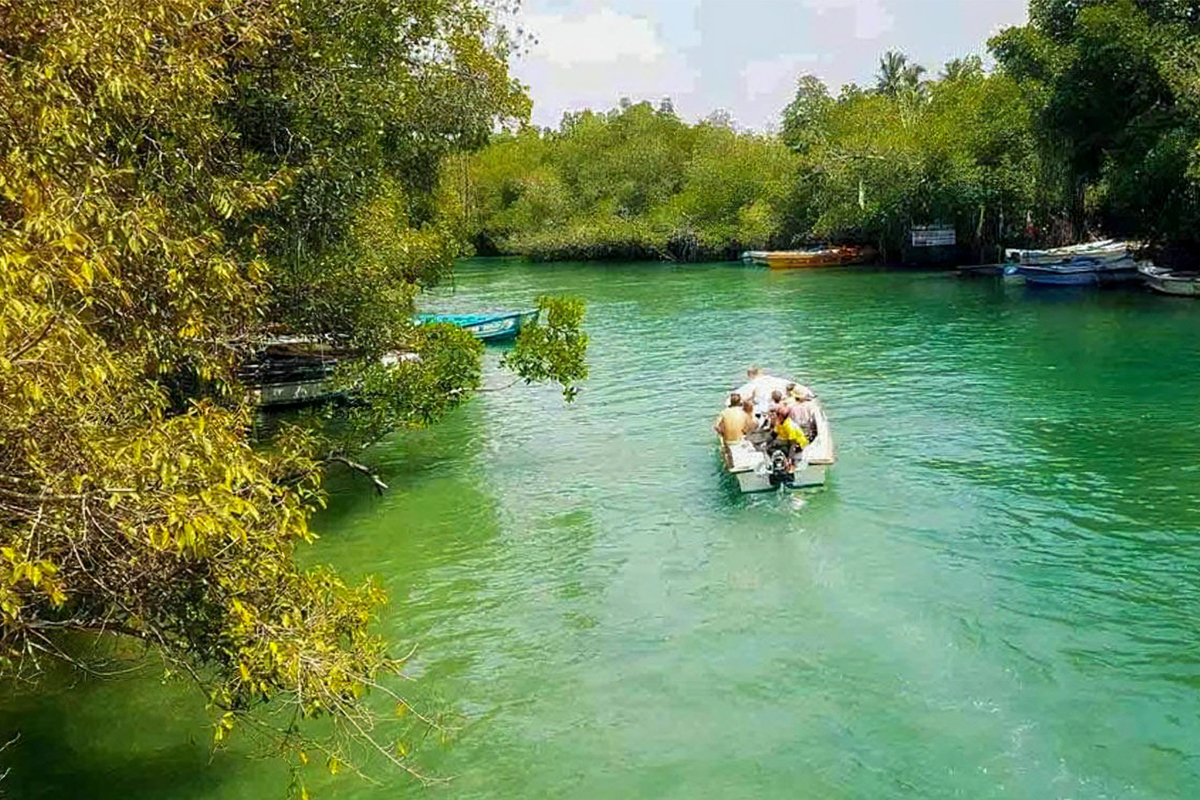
[877,50,929,110]
[875,50,910,96]
[903,62,928,92]
[940,55,983,83]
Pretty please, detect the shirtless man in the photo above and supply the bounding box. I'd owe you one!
[742,399,761,432]
[714,393,754,444]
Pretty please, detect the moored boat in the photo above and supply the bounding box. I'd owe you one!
[717,373,835,493]
[417,309,539,341]
[243,337,419,408]
[1005,239,1136,267]
[1139,264,1200,296]
[744,246,875,270]
[1004,255,1140,286]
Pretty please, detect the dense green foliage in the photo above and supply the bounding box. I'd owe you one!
[443,66,1046,261]
[503,296,589,401]
[438,102,802,261]
[451,0,1200,265]
[783,56,1043,260]
[0,0,585,788]
[993,0,1200,258]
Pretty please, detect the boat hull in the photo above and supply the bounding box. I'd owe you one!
[418,310,539,341]
[764,249,874,270]
[743,247,875,269]
[1010,260,1140,286]
[1006,239,1136,266]
[1140,266,1200,296]
[1147,278,1200,296]
[735,463,827,493]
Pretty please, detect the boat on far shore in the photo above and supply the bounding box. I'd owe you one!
[417,309,539,341]
[1005,256,1141,286]
[1004,239,1139,266]
[1001,240,1142,286]
[741,246,876,270]
[1139,264,1200,296]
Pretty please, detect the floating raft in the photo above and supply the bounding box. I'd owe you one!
[417,310,539,341]
[957,264,1008,277]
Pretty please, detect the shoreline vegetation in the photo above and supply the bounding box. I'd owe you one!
[0,0,586,791]
[2,0,1200,795]
[438,2,1200,268]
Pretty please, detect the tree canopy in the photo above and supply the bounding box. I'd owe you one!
[0,0,585,787]
[451,61,1047,263]
[991,0,1200,254]
[438,100,802,261]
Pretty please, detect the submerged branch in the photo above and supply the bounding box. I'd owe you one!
[324,456,388,494]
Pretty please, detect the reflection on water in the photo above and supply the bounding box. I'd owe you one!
[5,260,1200,799]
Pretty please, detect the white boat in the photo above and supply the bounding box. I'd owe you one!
[717,374,835,493]
[1140,264,1200,297]
[1004,240,1140,267]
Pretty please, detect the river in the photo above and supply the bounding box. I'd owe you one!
[6,259,1200,799]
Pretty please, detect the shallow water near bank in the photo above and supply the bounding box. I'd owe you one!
[6,259,1200,799]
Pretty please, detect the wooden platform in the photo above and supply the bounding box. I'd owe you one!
[956,264,1008,277]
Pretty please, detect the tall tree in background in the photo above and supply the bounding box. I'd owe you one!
[875,50,927,98]
[783,62,1042,258]
[941,55,985,82]
[991,0,1200,254]
[781,75,834,154]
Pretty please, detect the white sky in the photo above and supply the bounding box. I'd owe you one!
[509,0,1030,131]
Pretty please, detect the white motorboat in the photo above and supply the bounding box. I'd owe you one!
[1140,264,1200,296]
[717,374,835,493]
[1004,239,1137,266]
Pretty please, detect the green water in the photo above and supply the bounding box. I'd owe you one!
[6,260,1200,799]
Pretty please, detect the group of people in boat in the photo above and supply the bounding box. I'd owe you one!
[713,367,818,473]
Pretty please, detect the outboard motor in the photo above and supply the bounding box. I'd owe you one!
[768,449,791,487]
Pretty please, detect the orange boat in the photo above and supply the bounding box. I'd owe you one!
[745,246,876,270]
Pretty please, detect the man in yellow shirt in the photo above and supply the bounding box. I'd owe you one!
[771,405,810,472]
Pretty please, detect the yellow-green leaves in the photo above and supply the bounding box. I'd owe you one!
[503,295,589,402]
[1,0,528,785]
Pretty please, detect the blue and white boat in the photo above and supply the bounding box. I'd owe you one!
[1002,240,1142,286]
[417,309,539,342]
[1004,255,1141,286]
